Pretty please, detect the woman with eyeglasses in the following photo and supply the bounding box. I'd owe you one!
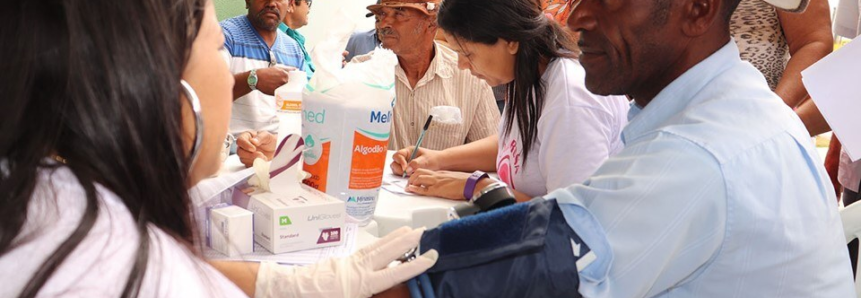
[0,0,434,297]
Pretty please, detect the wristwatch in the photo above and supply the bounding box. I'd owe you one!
[463,170,490,201]
[472,181,516,211]
[248,69,259,91]
[450,181,516,220]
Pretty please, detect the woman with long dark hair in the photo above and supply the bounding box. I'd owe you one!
[0,0,434,297]
[390,0,629,202]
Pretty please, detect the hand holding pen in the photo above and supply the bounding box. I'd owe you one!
[403,115,434,177]
[390,115,441,177]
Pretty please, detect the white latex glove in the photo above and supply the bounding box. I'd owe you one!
[254,226,438,298]
[247,158,271,191]
[246,158,311,192]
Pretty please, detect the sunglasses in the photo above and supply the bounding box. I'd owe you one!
[292,0,312,8]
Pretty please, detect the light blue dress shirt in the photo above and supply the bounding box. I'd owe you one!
[550,40,855,297]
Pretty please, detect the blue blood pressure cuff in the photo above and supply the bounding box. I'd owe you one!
[418,198,590,298]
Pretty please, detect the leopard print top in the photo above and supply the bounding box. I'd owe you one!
[730,0,790,91]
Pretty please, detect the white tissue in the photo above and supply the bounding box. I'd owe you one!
[429,106,463,124]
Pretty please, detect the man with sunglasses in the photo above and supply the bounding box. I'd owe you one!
[354,0,500,151]
[221,0,308,167]
[279,0,315,77]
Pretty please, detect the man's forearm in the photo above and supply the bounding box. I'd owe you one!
[796,98,831,136]
[209,261,260,297]
[774,41,832,108]
[372,283,411,298]
[439,134,499,172]
[233,71,252,101]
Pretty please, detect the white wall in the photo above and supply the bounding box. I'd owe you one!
[297,0,378,52]
[215,0,378,52]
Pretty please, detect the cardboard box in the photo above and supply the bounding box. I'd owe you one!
[209,205,254,257]
[243,134,346,254]
[247,184,345,254]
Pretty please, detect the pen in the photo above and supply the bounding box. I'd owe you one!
[404,115,433,178]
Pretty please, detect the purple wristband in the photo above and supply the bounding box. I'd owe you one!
[464,170,490,201]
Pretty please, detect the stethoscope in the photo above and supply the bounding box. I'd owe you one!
[399,247,436,298]
[407,273,436,298]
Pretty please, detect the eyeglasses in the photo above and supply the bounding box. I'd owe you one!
[305,0,312,8]
[269,50,277,67]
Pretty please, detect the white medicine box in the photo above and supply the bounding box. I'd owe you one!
[209,205,254,257]
[247,184,345,254]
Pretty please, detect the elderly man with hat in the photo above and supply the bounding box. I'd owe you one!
[354,0,500,151]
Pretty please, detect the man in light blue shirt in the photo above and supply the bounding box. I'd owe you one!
[555,0,855,296]
[408,0,855,297]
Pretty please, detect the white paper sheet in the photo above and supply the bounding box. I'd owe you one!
[381,173,414,196]
[802,38,861,161]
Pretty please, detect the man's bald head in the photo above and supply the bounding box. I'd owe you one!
[652,0,742,25]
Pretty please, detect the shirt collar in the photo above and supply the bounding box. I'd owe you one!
[430,42,454,79]
[622,39,740,144]
[279,23,306,44]
[396,41,454,89]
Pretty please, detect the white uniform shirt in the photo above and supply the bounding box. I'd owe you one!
[0,166,247,297]
[496,58,628,197]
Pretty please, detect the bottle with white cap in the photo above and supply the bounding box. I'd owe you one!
[275,70,307,138]
[275,70,307,114]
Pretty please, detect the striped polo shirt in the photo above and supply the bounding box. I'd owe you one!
[221,15,306,135]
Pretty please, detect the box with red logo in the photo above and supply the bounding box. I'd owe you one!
[246,185,345,254]
[244,134,346,254]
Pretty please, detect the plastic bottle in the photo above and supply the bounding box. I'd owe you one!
[275,70,307,138]
[275,70,307,113]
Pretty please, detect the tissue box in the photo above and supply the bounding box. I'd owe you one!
[247,184,345,254]
[209,205,254,257]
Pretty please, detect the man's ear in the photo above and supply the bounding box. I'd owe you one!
[680,0,723,37]
[427,16,438,30]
